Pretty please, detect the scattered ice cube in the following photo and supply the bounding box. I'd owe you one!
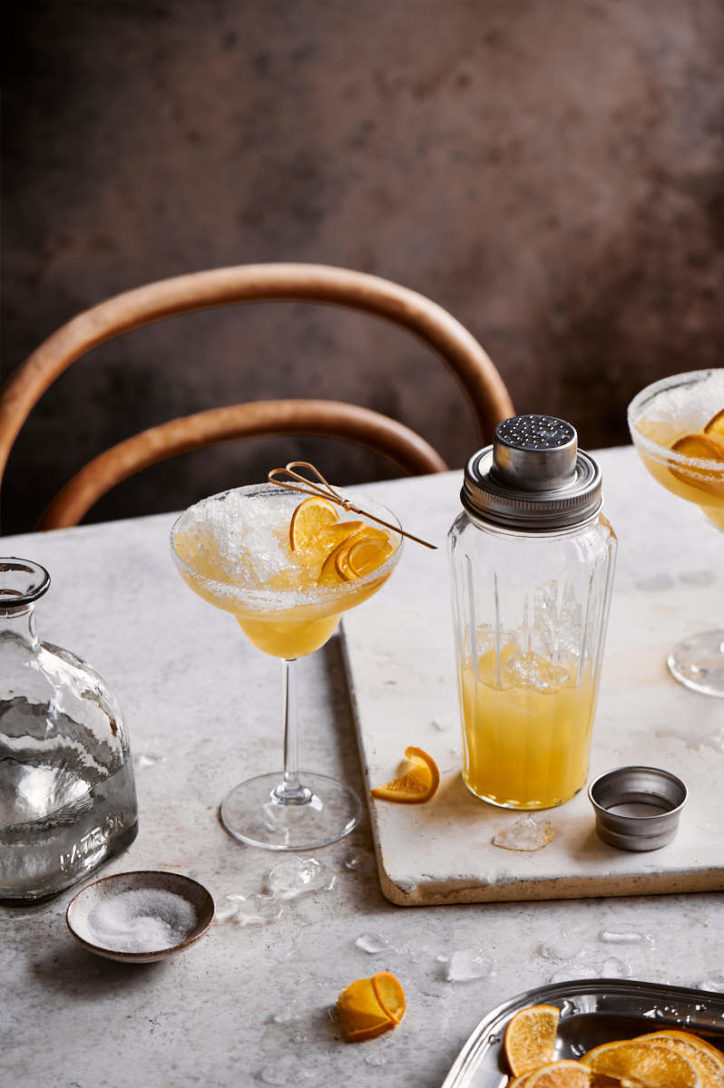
[599,926,652,946]
[354,932,391,955]
[364,1053,388,1067]
[264,857,333,900]
[443,949,494,982]
[215,899,242,924]
[699,971,724,993]
[224,894,282,927]
[493,815,555,851]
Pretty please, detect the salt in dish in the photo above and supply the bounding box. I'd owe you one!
[66,870,215,963]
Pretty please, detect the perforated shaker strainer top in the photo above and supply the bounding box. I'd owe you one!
[461,414,603,530]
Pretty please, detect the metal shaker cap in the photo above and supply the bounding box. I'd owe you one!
[461,415,602,530]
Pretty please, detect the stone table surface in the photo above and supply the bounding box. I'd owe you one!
[2,446,723,1088]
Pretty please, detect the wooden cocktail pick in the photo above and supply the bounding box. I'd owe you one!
[268,461,437,550]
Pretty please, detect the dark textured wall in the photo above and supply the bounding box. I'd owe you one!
[3,0,723,532]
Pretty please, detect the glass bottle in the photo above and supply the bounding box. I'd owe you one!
[0,558,138,902]
[448,416,617,810]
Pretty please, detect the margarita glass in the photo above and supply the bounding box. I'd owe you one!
[628,368,724,696]
[171,482,402,849]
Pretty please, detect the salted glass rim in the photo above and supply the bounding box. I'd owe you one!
[169,481,403,608]
[626,367,724,468]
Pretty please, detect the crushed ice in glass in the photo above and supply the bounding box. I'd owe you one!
[493,815,555,851]
[264,857,333,900]
[441,949,494,982]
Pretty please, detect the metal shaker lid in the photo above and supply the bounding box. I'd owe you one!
[461,415,602,530]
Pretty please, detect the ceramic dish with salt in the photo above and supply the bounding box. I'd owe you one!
[66,870,215,963]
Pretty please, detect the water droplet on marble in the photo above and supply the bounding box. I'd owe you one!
[444,949,494,982]
[601,956,633,978]
[539,933,583,961]
[493,815,555,851]
[354,932,391,954]
[364,1053,388,1067]
[264,857,333,900]
[431,716,453,732]
[215,899,241,924]
[344,851,372,872]
[548,963,601,984]
[269,1007,303,1024]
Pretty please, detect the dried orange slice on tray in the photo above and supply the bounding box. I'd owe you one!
[580,1038,701,1087]
[370,745,440,804]
[638,1030,724,1088]
[504,1004,560,1076]
[526,1060,592,1087]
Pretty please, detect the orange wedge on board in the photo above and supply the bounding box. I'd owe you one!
[289,496,339,551]
[638,1030,724,1088]
[526,1060,592,1087]
[580,1039,701,1088]
[336,972,405,1042]
[370,745,440,804]
[504,1004,561,1076]
[704,408,724,438]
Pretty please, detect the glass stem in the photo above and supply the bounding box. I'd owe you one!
[274,658,311,805]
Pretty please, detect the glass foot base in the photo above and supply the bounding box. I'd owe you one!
[220,772,362,851]
[668,629,724,697]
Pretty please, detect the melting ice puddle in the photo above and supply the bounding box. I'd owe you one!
[217,894,282,927]
[655,725,724,753]
[599,926,654,946]
[493,815,555,851]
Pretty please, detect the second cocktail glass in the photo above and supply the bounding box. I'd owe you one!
[171,481,402,850]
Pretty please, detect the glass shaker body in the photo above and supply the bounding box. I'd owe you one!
[0,559,138,902]
[449,417,617,811]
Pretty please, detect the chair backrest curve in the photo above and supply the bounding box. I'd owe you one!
[0,263,513,486]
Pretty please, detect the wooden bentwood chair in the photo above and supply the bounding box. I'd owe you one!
[0,263,513,530]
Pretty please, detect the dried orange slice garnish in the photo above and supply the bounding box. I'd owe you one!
[525,1060,592,1087]
[289,496,339,552]
[336,972,405,1042]
[370,745,440,804]
[704,408,724,438]
[581,1039,701,1088]
[669,433,724,498]
[638,1031,724,1088]
[672,433,724,461]
[504,1004,561,1076]
[347,533,395,576]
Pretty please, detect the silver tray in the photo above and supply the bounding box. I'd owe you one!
[442,979,724,1087]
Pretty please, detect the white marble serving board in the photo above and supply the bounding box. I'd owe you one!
[341,574,724,906]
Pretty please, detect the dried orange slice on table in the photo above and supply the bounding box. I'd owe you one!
[336,971,406,1042]
[504,1004,560,1077]
[370,745,440,804]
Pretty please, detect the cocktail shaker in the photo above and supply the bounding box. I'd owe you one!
[448,416,617,810]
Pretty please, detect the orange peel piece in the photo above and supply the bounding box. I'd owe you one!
[504,1004,561,1076]
[289,496,338,552]
[526,1061,592,1087]
[336,972,405,1042]
[370,745,440,804]
[580,1039,701,1088]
